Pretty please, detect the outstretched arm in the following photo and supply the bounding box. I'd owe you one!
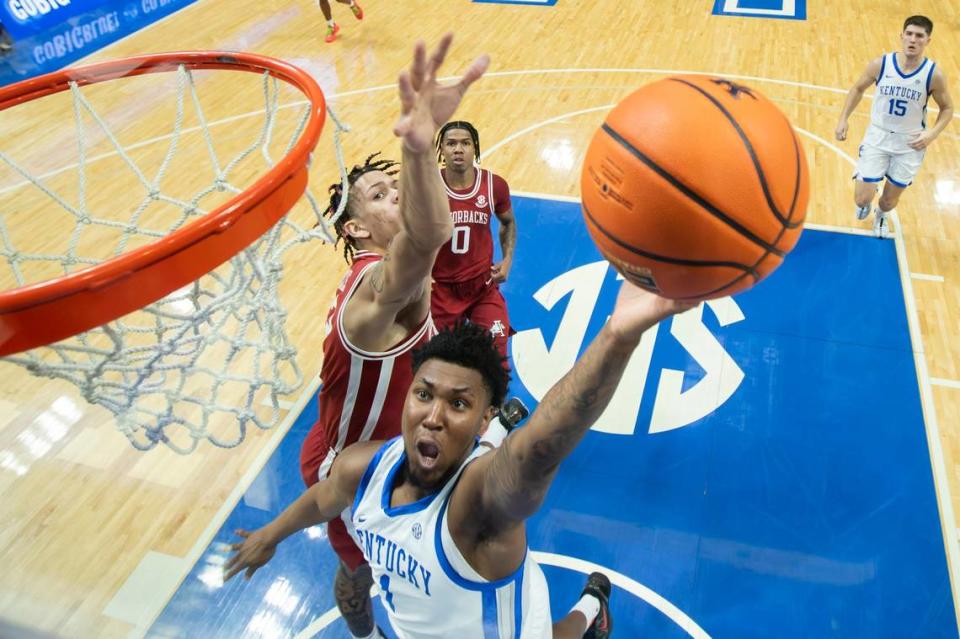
[224,441,380,581]
[457,283,695,536]
[836,57,882,141]
[349,35,489,346]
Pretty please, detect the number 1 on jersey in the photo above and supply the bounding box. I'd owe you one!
[451,225,471,254]
[380,575,396,612]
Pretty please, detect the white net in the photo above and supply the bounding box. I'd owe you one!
[0,60,351,453]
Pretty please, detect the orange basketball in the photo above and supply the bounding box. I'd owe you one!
[581,75,809,300]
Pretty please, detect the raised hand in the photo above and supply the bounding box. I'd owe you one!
[606,281,698,343]
[224,528,277,582]
[393,33,490,153]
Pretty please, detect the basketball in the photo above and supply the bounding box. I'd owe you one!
[581,75,809,300]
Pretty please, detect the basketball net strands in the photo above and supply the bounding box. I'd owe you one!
[0,52,353,453]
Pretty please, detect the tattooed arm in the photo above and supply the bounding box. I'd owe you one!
[450,283,695,556]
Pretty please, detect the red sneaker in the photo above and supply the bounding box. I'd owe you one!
[350,0,363,20]
[324,22,340,43]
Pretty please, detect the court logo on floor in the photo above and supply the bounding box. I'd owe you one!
[512,260,745,436]
[712,0,806,21]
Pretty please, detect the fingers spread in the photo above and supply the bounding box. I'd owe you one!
[409,40,427,92]
[397,70,415,114]
[426,32,454,77]
[458,54,491,92]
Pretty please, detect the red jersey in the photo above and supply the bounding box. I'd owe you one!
[433,168,511,283]
[300,251,435,480]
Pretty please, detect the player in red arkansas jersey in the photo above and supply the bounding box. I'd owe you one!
[290,36,489,639]
[432,121,517,359]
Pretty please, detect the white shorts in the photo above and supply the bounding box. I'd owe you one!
[854,124,926,188]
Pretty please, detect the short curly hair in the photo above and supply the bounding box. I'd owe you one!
[322,152,399,263]
[412,322,510,408]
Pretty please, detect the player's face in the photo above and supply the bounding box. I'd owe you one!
[349,170,401,244]
[402,359,497,491]
[440,129,476,173]
[900,25,930,57]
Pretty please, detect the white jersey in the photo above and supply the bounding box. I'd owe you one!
[351,437,552,638]
[871,52,937,134]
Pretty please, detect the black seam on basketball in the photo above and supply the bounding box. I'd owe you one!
[676,270,753,300]
[669,78,796,229]
[764,127,805,253]
[687,246,778,300]
[785,126,803,228]
[583,203,756,273]
[600,123,786,258]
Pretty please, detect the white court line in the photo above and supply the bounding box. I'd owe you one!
[803,222,874,236]
[512,189,580,203]
[2,66,895,197]
[912,273,945,282]
[931,378,960,390]
[130,374,322,639]
[484,104,613,158]
[809,150,960,633]
[261,396,296,410]
[887,211,960,632]
[291,553,711,639]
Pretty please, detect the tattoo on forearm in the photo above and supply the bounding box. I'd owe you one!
[529,332,630,467]
[335,564,375,635]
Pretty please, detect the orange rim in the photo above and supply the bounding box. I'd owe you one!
[0,52,326,356]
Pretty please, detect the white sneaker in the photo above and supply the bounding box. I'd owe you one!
[873,208,891,239]
[855,205,871,220]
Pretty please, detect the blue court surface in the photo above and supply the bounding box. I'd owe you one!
[150,195,956,638]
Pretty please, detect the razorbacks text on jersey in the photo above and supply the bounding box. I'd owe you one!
[871,52,937,133]
[352,438,553,638]
[433,168,511,283]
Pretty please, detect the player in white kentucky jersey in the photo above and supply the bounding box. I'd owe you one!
[835,15,954,238]
[226,284,696,637]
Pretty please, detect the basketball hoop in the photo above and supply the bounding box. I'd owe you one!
[0,52,348,452]
[0,52,327,354]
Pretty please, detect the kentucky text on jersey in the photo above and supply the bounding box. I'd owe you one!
[877,84,924,102]
[450,209,490,225]
[355,527,433,596]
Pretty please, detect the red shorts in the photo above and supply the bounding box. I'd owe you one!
[301,446,367,571]
[432,273,513,358]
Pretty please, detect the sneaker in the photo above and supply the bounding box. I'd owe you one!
[324,22,340,43]
[855,205,870,221]
[499,397,529,431]
[581,572,613,639]
[350,0,364,20]
[873,208,891,239]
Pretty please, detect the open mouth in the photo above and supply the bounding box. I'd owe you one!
[416,440,440,468]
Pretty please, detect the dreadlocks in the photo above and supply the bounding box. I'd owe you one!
[436,121,481,165]
[323,152,399,264]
